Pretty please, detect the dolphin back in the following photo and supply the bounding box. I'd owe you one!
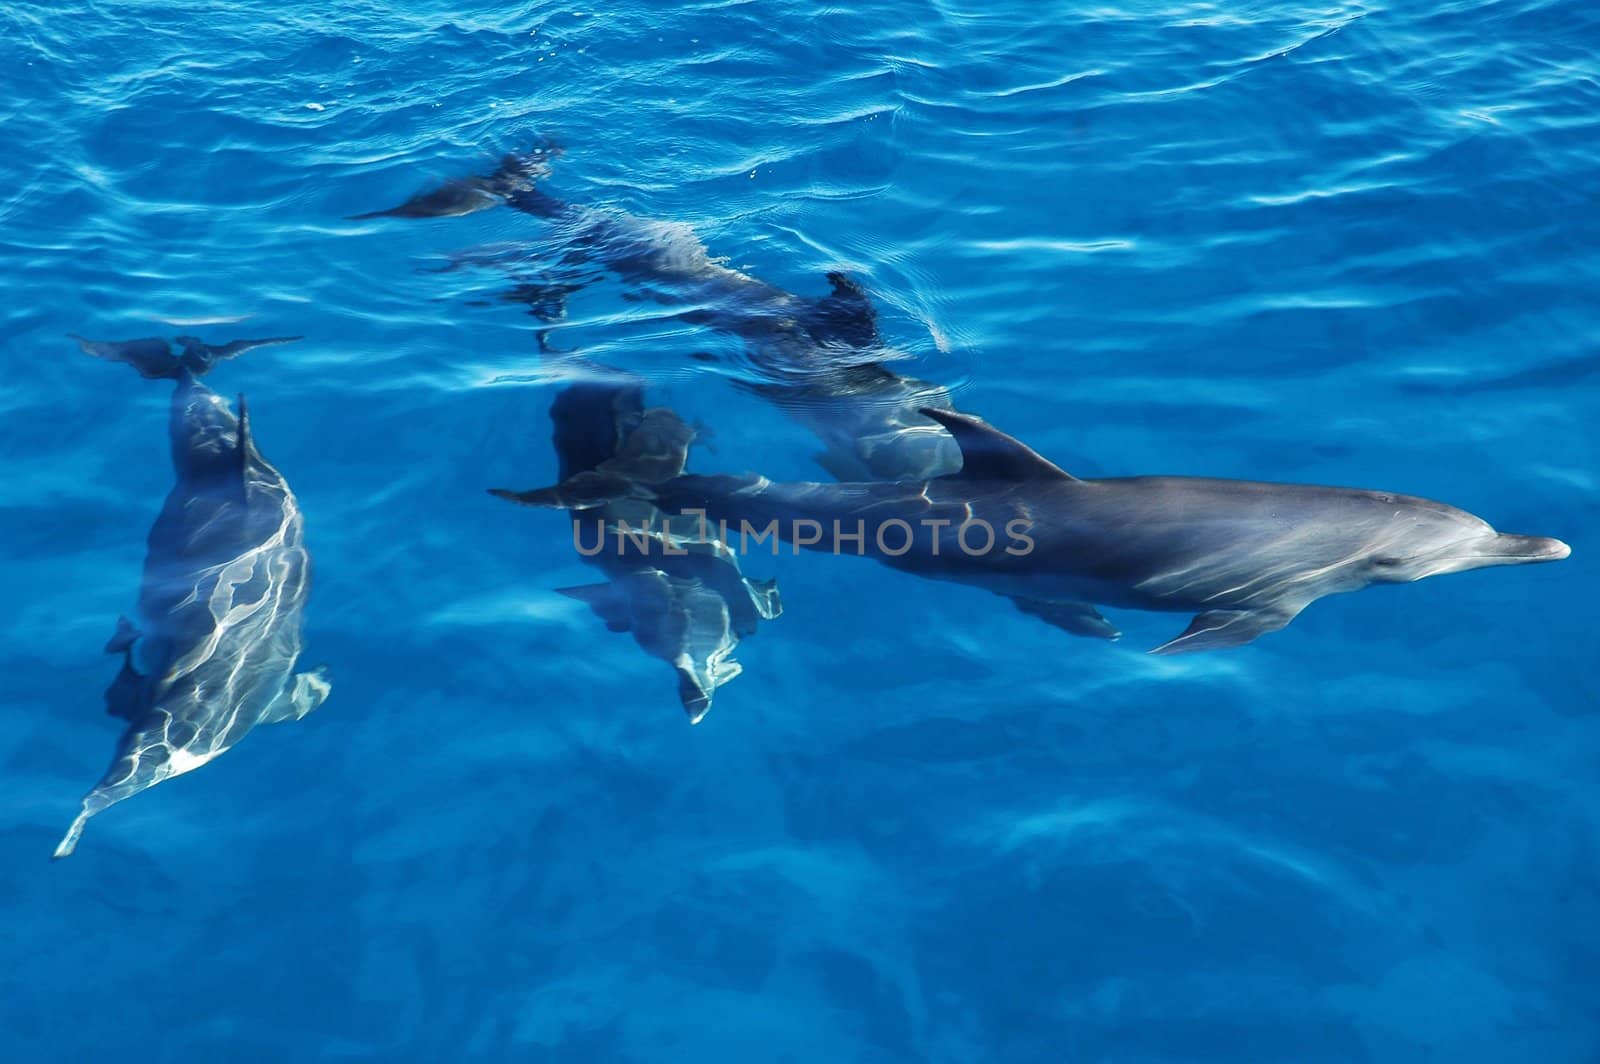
[56,355,324,858]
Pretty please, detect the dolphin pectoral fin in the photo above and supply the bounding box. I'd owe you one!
[1150,606,1298,655]
[259,666,332,724]
[558,583,633,633]
[744,577,783,621]
[1009,597,1120,641]
[676,657,741,725]
[53,808,93,860]
[676,668,716,725]
[289,666,332,722]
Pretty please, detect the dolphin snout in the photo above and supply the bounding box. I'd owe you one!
[1492,534,1570,563]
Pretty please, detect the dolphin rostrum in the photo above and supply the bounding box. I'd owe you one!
[55,334,329,858]
[500,407,1570,655]
[493,375,780,723]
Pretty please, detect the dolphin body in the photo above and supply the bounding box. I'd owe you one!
[355,146,961,483]
[55,335,329,858]
[496,377,780,723]
[502,407,1571,654]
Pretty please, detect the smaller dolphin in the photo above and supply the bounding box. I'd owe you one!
[56,334,329,858]
[503,408,1570,655]
[492,377,779,723]
[346,144,563,220]
[354,149,963,482]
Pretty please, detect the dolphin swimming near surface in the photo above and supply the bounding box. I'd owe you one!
[495,375,780,723]
[55,334,329,858]
[353,145,962,483]
[499,407,1571,655]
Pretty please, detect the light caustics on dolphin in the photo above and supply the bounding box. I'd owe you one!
[501,407,1571,656]
[497,373,780,723]
[55,334,329,858]
[352,144,962,484]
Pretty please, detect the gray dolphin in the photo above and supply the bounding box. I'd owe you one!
[493,376,779,723]
[355,148,961,482]
[56,335,329,858]
[503,407,1570,655]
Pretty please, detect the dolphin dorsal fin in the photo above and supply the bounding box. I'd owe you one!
[234,393,255,488]
[236,394,252,451]
[805,272,880,349]
[918,408,1077,482]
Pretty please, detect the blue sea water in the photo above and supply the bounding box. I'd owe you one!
[3,0,1598,1060]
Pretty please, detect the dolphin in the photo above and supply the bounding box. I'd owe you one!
[354,146,961,483]
[500,407,1570,655]
[55,334,329,858]
[494,376,779,723]
[346,149,562,220]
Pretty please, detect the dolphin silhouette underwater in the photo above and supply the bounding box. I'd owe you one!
[503,374,780,723]
[496,407,1571,655]
[353,145,961,483]
[55,334,330,858]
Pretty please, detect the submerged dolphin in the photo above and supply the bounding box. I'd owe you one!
[494,377,779,722]
[354,146,960,482]
[56,334,329,858]
[503,407,1570,654]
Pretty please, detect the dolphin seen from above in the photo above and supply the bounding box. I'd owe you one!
[502,407,1570,655]
[353,145,961,483]
[55,334,329,858]
[492,375,780,723]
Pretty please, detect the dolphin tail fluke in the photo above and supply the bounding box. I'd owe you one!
[71,334,184,380]
[52,807,91,860]
[73,333,300,380]
[178,335,302,374]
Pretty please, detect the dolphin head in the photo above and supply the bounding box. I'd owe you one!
[1360,497,1570,584]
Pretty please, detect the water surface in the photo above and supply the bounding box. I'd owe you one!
[2,1,1597,1060]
